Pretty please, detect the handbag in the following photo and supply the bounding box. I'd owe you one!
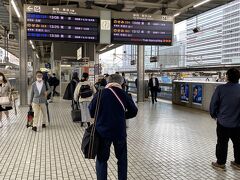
[81,89,102,159]
[71,100,82,122]
[157,87,162,93]
[0,96,11,106]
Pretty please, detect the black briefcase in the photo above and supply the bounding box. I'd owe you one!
[71,101,82,122]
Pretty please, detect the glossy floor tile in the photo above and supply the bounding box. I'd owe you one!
[0,99,240,180]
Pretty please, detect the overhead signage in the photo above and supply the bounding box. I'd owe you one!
[111,12,173,46]
[25,5,100,42]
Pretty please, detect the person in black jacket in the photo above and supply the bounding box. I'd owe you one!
[148,74,159,104]
[89,74,138,180]
[210,68,240,171]
[63,72,80,101]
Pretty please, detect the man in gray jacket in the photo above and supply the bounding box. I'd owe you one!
[30,71,49,132]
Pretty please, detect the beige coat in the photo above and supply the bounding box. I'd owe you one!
[0,82,11,97]
[74,81,96,103]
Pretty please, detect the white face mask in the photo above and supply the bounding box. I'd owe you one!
[0,76,3,81]
[37,78,42,82]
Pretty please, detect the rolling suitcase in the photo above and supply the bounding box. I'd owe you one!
[71,100,82,122]
[27,106,34,128]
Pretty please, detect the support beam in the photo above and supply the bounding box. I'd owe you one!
[19,23,28,106]
[137,45,145,103]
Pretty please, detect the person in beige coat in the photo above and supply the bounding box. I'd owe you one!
[74,73,96,127]
[0,72,12,128]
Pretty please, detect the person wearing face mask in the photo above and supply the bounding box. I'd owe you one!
[30,71,50,132]
[0,72,12,128]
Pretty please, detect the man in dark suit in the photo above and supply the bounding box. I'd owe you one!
[148,74,159,104]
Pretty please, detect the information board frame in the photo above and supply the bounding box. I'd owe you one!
[111,11,174,46]
[24,5,100,43]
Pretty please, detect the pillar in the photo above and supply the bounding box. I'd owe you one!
[137,45,145,102]
[19,24,28,106]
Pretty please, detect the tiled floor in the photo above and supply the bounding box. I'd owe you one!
[0,98,240,180]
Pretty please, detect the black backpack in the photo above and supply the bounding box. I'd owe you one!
[80,84,93,98]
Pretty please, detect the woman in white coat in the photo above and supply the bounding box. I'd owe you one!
[74,73,96,127]
[0,72,12,128]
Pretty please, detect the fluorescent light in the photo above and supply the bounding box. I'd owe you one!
[31,44,35,50]
[30,40,35,50]
[193,0,211,8]
[36,54,39,58]
[174,13,180,17]
[11,0,21,18]
[108,44,114,48]
[61,65,71,67]
[100,47,107,52]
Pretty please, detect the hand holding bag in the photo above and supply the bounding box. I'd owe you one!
[81,90,102,159]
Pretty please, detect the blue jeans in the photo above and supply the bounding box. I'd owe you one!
[96,137,127,180]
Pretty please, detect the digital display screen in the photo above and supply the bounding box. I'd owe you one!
[192,84,203,105]
[111,19,173,45]
[26,13,100,42]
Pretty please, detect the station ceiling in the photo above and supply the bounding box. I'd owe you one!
[0,0,237,60]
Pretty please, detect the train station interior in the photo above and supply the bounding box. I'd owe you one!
[1,0,240,179]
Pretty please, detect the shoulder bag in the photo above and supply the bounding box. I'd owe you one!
[81,89,102,159]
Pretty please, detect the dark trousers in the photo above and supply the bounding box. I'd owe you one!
[52,86,60,96]
[150,88,158,103]
[96,137,127,180]
[216,122,240,165]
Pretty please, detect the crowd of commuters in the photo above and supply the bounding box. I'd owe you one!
[3,66,240,178]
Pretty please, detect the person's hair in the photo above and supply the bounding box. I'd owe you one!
[36,71,43,75]
[107,74,124,85]
[53,73,56,76]
[104,74,109,77]
[226,68,240,83]
[0,72,7,83]
[72,72,79,79]
[115,72,119,74]
[122,72,125,76]
[82,72,89,80]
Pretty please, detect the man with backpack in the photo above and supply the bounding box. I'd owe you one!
[74,73,96,127]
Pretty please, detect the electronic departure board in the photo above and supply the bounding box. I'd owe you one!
[111,19,173,45]
[26,13,100,42]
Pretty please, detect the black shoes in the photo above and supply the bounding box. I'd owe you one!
[87,122,91,127]
[32,126,37,132]
[42,124,46,128]
[155,99,157,102]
